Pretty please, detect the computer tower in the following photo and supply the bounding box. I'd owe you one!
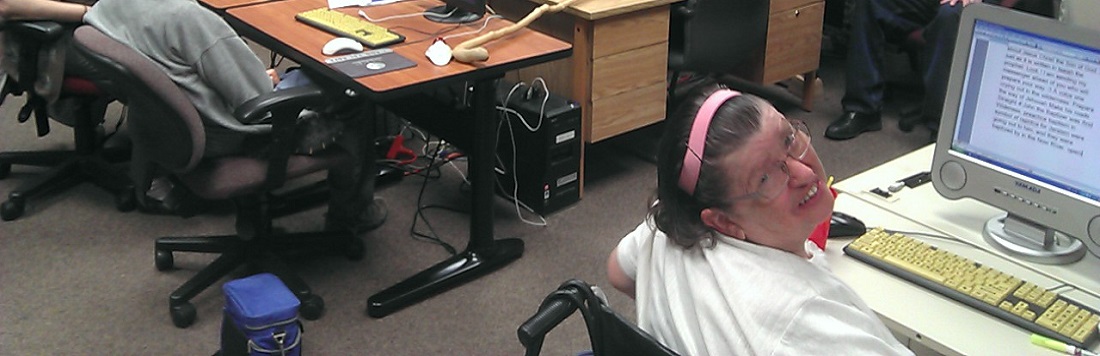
[494,80,581,214]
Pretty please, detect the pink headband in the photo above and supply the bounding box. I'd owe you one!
[678,89,741,196]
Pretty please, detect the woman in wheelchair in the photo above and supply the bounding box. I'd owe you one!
[607,85,913,355]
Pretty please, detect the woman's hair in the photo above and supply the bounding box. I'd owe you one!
[650,85,769,248]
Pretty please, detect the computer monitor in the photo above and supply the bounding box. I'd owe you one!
[424,0,485,24]
[932,4,1100,265]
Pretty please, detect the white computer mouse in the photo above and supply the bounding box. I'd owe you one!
[322,37,364,56]
[425,38,452,66]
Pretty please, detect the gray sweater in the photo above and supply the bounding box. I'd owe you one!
[84,0,273,156]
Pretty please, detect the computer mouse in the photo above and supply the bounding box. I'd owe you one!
[829,211,867,238]
[322,37,364,56]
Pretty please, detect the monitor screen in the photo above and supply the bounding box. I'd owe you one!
[932,4,1100,264]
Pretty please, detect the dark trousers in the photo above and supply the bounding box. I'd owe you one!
[842,0,973,120]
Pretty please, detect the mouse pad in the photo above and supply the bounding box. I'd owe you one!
[324,49,415,78]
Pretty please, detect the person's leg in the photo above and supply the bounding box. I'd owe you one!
[827,0,936,140]
[323,101,386,234]
[919,2,966,136]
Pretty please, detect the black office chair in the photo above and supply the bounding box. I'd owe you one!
[518,279,679,356]
[0,20,134,221]
[70,25,366,328]
[666,0,768,111]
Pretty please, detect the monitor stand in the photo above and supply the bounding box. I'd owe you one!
[983,213,1086,265]
[424,5,481,24]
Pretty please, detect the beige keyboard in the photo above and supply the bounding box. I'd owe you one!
[295,8,405,48]
[844,228,1100,347]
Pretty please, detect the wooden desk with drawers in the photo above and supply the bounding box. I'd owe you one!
[496,0,823,196]
[737,0,825,111]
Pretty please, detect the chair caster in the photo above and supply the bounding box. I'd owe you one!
[116,189,137,212]
[0,163,9,179]
[170,302,197,328]
[1,197,25,221]
[299,294,324,320]
[155,250,174,271]
[345,237,365,261]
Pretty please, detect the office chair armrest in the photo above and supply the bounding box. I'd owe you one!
[234,84,326,124]
[3,20,67,42]
[235,83,328,191]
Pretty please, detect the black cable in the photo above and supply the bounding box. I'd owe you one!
[268,51,284,69]
[409,140,459,255]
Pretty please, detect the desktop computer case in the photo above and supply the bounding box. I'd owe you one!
[495,81,582,214]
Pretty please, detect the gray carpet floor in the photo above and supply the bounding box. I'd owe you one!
[0,51,933,354]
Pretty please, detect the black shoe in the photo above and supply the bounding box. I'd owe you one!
[825,112,882,140]
[137,177,209,217]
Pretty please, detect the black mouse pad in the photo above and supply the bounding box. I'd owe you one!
[324,49,416,78]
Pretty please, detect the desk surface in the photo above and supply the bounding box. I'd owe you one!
[830,145,1100,355]
[201,0,280,10]
[227,0,571,97]
[530,0,680,20]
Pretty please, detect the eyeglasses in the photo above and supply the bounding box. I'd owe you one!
[730,120,811,202]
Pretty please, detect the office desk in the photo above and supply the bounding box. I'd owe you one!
[829,145,1100,355]
[201,0,281,10]
[225,0,571,317]
[496,0,677,145]
[737,0,824,111]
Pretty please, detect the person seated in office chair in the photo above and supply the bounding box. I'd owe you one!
[80,0,386,232]
[0,0,98,126]
[606,85,913,355]
[825,0,987,141]
[825,0,1060,141]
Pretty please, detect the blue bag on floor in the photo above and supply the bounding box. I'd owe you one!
[221,273,303,356]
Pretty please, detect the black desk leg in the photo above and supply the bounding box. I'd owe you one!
[367,77,525,318]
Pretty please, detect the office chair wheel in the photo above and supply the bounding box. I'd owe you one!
[115,190,137,212]
[299,294,324,320]
[1,197,25,221]
[170,302,197,328]
[155,250,174,271]
[345,237,365,261]
[0,163,9,179]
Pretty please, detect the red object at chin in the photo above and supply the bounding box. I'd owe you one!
[807,187,839,250]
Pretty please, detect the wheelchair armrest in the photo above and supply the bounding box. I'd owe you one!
[517,290,581,349]
[233,83,326,124]
[4,20,67,42]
